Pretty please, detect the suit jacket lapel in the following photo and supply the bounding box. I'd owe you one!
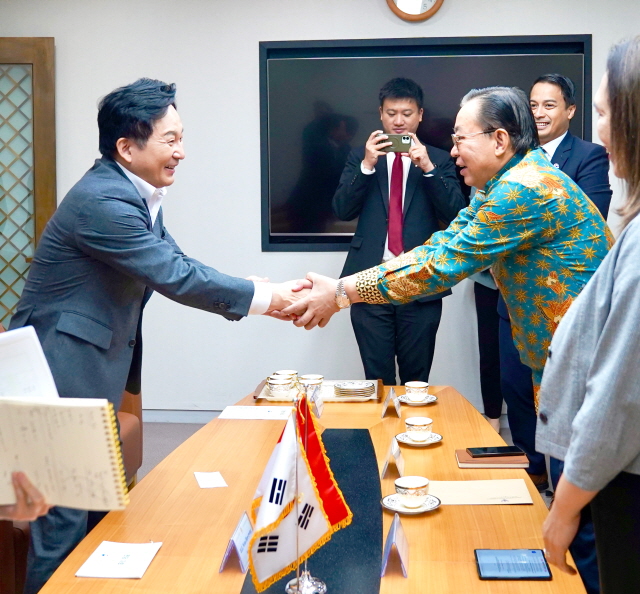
[550,131,574,170]
[152,208,163,238]
[142,208,163,307]
[403,164,421,215]
[104,158,154,232]
[377,156,390,215]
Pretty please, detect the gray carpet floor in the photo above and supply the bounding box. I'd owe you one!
[139,422,205,481]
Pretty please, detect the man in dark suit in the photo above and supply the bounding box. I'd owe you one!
[9,78,305,594]
[332,78,466,385]
[497,74,612,594]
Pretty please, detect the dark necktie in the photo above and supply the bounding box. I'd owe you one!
[388,152,404,256]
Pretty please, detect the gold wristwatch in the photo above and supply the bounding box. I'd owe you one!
[335,279,351,309]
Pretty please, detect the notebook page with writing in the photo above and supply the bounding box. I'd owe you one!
[0,398,129,510]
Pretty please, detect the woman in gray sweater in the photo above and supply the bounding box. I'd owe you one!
[536,36,640,593]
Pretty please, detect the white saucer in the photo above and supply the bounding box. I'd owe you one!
[395,432,443,447]
[398,394,438,406]
[381,493,441,515]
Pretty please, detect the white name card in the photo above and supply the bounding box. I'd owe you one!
[381,513,409,578]
[75,541,163,579]
[381,436,405,479]
[219,512,253,574]
[380,387,402,418]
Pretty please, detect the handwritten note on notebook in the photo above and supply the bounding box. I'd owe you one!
[75,541,163,578]
[428,479,533,505]
[0,398,129,510]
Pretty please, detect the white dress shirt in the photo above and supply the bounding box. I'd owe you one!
[361,148,435,262]
[116,161,271,315]
[541,131,567,165]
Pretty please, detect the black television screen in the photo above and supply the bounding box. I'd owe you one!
[260,35,591,251]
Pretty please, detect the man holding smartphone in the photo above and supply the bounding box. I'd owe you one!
[332,78,466,386]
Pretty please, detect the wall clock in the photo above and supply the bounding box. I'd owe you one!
[386,0,444,22]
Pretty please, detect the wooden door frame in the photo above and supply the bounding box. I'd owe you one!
[0,37,56,242]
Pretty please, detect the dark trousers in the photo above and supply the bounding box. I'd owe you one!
[25,507,106,594]
[498,311,547,475]
[591,471,640,594]
[350,299,442,386]
[550,458,600,594]
[473,283,503,419]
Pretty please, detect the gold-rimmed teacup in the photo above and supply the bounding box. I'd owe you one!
[395,476,429,508]
[405,416,433,442]
[405,381,429,402]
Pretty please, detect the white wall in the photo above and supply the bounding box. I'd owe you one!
[2,0,638,413]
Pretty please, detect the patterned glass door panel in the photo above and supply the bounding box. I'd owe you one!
[0,64,34,327]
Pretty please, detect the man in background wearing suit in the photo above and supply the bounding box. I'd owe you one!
[332,78,466,386]
[498,74,611,594]
[9,78,306,594]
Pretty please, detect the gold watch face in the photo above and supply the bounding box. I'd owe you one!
[336,282,350,309]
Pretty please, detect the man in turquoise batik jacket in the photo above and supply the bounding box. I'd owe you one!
[285,86,612,408]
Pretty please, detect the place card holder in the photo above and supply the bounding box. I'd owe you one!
[219,512,253,574]
[381,513,409,578]
[308,385,324,419]
[380,436,405,479]
[380,387,402,418]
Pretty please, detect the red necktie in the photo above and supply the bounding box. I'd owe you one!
[388,152,404,256]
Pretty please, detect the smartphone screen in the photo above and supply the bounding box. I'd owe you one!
[466,446,524,458]
[475,549,552,580]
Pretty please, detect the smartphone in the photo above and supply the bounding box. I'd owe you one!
[376,133,412,153]
[466,446,524,458]
[475,549,552,580]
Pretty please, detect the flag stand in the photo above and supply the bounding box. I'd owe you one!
[285,388,327,594]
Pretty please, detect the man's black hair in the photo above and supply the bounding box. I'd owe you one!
[531,74,577,108]
[461,86,540,154]
[98,78,177,158]
[379,78,424,110]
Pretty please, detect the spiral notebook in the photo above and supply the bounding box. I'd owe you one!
[0,397,129,511]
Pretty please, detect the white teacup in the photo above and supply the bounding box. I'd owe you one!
[405,416,433,442]
[300,374,323,381]
[405,381,429,402]
[299,374,324,389]
[267,378,292,396]
[395,476,430,508]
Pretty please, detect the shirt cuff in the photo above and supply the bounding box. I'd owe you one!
[361,162,375,175]
[423,164,437,177]
[248,281,273,315]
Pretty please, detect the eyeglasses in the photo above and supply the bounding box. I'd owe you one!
[451,128,498,146]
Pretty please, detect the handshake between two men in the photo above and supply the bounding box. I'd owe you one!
[264,273,360,329]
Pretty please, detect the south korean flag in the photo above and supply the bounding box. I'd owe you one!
[248,409,333,592]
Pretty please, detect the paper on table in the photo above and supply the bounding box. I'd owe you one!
[428,479,533,505]
[218,406,292,420]
[194,471,228,488]
[75,541,162,578]
[0,326,59,400]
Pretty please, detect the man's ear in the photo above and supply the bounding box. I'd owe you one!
[379,105,383,122]
[494,129,511,157]
[115,137,133,164]
[567,104,577,121]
